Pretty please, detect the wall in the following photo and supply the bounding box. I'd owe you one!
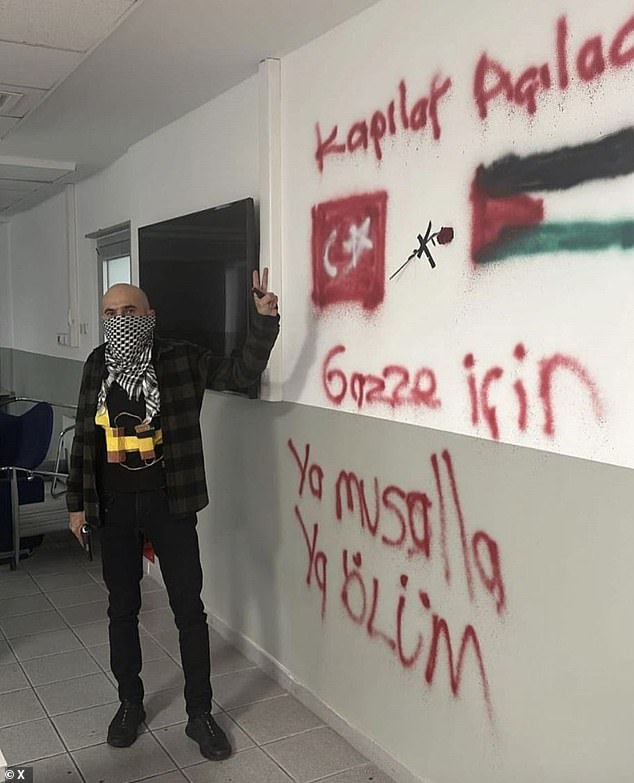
[7,349,82,408]
[0,222,14,391]
[282,0,634,469]
[10,191,78,361]
[2,194,84,445]
[3,3,634,782]
[202,395,634,783]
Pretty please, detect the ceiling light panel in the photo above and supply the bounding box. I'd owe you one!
[0,158,75,182]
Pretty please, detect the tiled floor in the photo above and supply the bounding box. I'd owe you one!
[0,533,394,783]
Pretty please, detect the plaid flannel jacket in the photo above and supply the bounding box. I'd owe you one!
[66,313,279,523]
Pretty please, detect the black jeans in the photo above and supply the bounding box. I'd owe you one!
[100,488,212,717]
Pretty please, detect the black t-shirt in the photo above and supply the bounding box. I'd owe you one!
[96,381,165,493]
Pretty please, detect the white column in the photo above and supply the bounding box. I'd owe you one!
[258,57,283,401]
[65,184,80,348]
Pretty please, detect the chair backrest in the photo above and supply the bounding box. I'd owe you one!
[3,402,54,470]
[0,410,21,466]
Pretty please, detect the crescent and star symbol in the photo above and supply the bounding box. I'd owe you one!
[323,217,373,278]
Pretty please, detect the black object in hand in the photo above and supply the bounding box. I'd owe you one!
[80,523,93,561]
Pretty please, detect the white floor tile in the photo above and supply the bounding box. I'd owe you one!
[72,733,176,783]
[9,627,83,661]
[212,668,286,710]
[312,765,397,783]
[0,593,52,619]
[0,639,15,665]
[21,648,100,686]
[0,609,66,639]
[230,694,324,744]
[183,746,294,783]
[59,599,109,626]
[0,717,64,765]
[0,663,30,694]
[0,688,45,728]
[28,752,83,782]
[47,582,107,608]
[32,570,97,591]
[265,727,368,783]
[36,671,117,715]
[73,620,109,646]
[210,641,256,676]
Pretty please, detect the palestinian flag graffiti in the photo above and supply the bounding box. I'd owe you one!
[471,126,634,263]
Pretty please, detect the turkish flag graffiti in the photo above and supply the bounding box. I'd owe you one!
[311,192,388,311]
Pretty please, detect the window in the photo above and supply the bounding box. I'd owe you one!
[86,222,132,296]
[86,223,131,340]
[102,253,131,293]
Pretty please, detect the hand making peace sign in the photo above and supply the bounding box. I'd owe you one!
[252,267,279,317]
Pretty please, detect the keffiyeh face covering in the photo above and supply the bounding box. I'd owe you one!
[97,313,160,423]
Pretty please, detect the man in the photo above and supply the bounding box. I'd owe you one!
[66,270,279,760]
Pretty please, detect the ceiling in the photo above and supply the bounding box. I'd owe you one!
[0,0,382,217]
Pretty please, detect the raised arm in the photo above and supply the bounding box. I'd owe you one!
[201,268,280,391]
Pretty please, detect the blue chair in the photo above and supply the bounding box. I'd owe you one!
[0,401,64,568]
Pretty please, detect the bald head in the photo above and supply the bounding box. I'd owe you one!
[102,284,153,319]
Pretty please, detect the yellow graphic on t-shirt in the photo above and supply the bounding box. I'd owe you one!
[95,409,163,465]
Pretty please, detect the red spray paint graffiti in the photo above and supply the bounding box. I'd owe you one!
[322,344,605,442]
[340,550,494,719]
[323,345,441,410]
[330,447,506,615]
[294,505,328,619]
[288,439,502,717]
[538,353,604,436]
[309,13,634,168]
[474,13,634,119]
[315,75,452,172]
[464,345,604,441]
[311,192,388,311]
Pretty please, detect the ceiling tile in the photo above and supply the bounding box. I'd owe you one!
[0,161,74,182]
[0,117,20,138]
[0,0,382,215]
[0,40,83,89]
[0,184,39,198]
[0,177,45,191]
[0,0,137,52]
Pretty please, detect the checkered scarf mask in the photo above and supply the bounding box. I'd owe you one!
[97,313,160,423]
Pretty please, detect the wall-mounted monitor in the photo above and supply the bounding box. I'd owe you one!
[138,197,259,397]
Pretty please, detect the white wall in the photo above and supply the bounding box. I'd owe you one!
[4,3,634,782]
[201,395,634,783]
[0,222,13,351]
[282,0,634,469]
[10,191,79,360]
[0,221,14,391]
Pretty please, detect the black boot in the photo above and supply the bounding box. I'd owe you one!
[107,700,146,747]
[185,712,232,760]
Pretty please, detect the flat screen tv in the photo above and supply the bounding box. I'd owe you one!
[138,197,259,397]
